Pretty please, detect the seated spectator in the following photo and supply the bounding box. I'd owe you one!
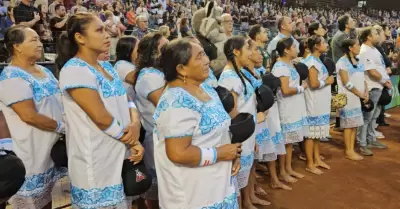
[180,17,191,37]
[159,25,170,39]
[131,15,148,40]
[13,0,41,29]
[71,0,87,14]
[0,6,14,39]
[136,1,149,19]
[50,4,68,43]
[126,6,136,34]
[48,0,63,17]
[167,15,178,40]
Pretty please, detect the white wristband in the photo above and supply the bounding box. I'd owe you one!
[319,80,326,89]
[296,86,304,94]
[345,82,354,90]
[199,147,217,166]
[55,121,65,134]
[104,118,124,140]
[128,101,137,109]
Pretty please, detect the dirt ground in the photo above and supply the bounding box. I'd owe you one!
[257,108,400,209]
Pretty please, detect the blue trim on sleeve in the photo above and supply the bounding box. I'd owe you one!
[62,85,98,91]
[212,147,217,164]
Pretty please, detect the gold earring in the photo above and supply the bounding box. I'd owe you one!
[183,75,187,84]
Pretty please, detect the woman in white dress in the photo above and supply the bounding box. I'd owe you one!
[301,35,334,175]
[0,25,67,209]
[114,36,139,99]
[239,39,272,206]
[56,13,144,209]
[271,37,308,183]
[134,32,169,209]
[153,38,240,209]
[218,36,258,209]
[336,39,368,161]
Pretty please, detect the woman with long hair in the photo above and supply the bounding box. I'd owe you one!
[301,35,334,175]
[56,13,143,209]
[271,37,308,183]
[0,25,66,209]
[218,36,257,209]
[336,39,367,161]
[153,38,240,209]
[134,32,169,209]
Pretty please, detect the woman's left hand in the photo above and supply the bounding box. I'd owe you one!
[256,112,266,124]
[121,121,141,145]
[231,158,241,176]
[128,142,145,164]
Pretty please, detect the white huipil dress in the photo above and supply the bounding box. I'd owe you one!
[272,61,308,144]
[241,68,276,162]
[59,58,131,209]
[0,65,67,209]
[218,69,256,190]
[255,67,286,155]
[135,67,165,200]
[301,55,331,139]
[114,60,136,101]
[336,56,365,128]
[153,86,238,209]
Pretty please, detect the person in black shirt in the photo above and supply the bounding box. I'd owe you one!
[13,0,40,28]
[50,4,68,43]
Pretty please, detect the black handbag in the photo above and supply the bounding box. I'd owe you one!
[50,134,68,168]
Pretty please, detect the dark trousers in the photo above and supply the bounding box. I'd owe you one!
[377,105,386,124]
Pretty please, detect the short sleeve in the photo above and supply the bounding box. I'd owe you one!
[218,70,243,95]
[156,107,197,139]
[136,71,165,99]
[0,78,33,106]
[115,62,135,82]
[59,65,98,91]
[359,52,377,71]
[336,59,348,72]
[272,66,290,78]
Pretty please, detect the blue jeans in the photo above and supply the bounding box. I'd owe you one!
[357,89,382,147]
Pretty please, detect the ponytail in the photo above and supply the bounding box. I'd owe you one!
[231,57,248,95]
[224,37,248,94]
[55,32,78,74]
[270,49,279,69]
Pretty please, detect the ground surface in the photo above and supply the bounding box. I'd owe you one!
[257,108,400,209]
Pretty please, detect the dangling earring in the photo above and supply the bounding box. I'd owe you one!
[183,75,187,84]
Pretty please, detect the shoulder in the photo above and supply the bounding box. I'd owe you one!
[137,67,164,80]
[218,69,239,80]
[114,60,135,70]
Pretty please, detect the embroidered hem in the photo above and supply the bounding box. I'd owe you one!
[71,184,126,209]
[283,130,305,144]
[340,116,364,129]
[307,125,330,139]
[200,192,239,209]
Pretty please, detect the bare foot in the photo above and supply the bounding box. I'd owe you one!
[305,165,323,175]
[243,201,258,209]
[345,151,364,161]
[256,163,269,172]
[315,160,331,170]
[287,169,305,179]
[251,195,271,206]
[255,185,267,196]
[279,173,298,183]
[299,154,324,161]
[270,180,292,190]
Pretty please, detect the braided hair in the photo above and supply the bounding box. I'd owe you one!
[224,36,248,94]
[342,39,359,68]
[270,37,294,69]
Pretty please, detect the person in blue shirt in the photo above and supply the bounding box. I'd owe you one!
[0,6,15,39]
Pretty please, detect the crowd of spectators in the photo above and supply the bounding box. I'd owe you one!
[1,0,400,62]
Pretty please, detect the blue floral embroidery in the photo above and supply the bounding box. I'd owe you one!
[0,65,60,104]
[281,118,306,133]
[338,57,365,75]
[71,184,125,209]
[219,69,255,102]
[340,107,363,119]
[201,192,239,209]
[255,67,266,77]
[271,132,284,144]
[202,69,218,88]
[272,61,299,81]
[137,67,164,81]
[62,58,126,99]
[307,114,330,126]
[255,128,270,147]
[18,167,67,196]
[153,88,231,136]
[239,152,254,172]
[241,69,262,89]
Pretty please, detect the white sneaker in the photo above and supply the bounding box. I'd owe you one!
[375,131,385,139]
[384,113,391,118]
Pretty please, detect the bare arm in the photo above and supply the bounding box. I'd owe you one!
[148,88,164,107]
[366,69,383,82]
[10,99,58,132]
[279,76,299,96]
[339,69,365,99]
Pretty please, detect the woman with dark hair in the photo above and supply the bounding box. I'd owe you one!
[57,13,143,209]
[336,39,368,161]
[218,36,257,209]
[37,4,53,45]
[180,17,192,37]
[308,22,326,36]
[301,35,334,175]
[0,6,15,39]
[114,36,139,96]
[154,38,240,209]
[0,25,67,209]
[271,37,308,183]
[134,32,168,208]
